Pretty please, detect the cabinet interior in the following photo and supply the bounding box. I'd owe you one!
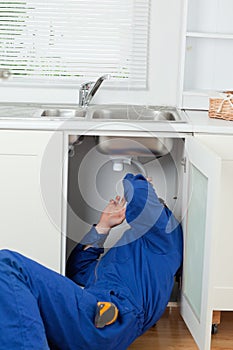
[184,37,233,91]
[187,0,233,34]
[66,135,184,259]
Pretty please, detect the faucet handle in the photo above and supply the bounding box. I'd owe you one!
[80,81,95,90]
[79,75,111,107]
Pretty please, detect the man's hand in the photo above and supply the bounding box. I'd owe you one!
[96,196,126,235]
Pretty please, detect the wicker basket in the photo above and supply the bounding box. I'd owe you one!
[209,91,233,121]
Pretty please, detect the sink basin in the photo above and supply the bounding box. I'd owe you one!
[89,104,187,122]
[97,136,173,157]
[41,108,86,119]
[94,105,180,156]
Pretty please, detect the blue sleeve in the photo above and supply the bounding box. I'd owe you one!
[80,225,109,248]
[123,173,183,254]
[66,226,108,286]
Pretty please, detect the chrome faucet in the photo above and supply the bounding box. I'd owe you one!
[79,74,111,107]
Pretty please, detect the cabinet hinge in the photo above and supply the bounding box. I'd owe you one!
[181,157,187,173]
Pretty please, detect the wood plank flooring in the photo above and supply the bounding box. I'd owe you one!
[129,308,233,349]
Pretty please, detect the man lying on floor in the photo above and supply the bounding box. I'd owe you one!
[0,173,183,350]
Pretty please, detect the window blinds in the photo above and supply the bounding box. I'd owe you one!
[0,0,150,88]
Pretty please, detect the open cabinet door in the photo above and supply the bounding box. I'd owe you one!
[181,136,221,350]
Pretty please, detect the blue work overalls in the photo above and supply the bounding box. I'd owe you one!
[0,174,183,350]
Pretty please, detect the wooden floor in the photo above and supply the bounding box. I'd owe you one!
[129,307,233,350]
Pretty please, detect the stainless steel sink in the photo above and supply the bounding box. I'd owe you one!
[97,135,173,157]
[40,104,187,123]
[88,104,187,122]
[93,105,183,157]
[41,108,86,119]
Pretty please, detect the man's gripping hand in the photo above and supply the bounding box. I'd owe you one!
[96,196,126,235]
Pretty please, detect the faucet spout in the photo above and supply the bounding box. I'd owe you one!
[79,74,111,107]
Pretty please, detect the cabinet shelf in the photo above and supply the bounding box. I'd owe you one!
[186,31,233,40]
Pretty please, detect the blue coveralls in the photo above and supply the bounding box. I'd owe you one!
[0,174,183,350]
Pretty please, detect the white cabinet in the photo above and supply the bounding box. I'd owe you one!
[181,134,233,350]
[65,131,233,350]
[0,130,63,272]
[180,0,233,109]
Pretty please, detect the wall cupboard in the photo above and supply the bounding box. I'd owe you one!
[180,0,233,109]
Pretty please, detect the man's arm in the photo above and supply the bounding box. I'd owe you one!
[66,196,125,286]
[65,230,105,287]
[123,173,183,254]
[83,196,126,250]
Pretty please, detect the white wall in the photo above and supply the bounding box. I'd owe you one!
[0,0,183,106]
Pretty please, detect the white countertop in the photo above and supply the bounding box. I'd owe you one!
[0,104,233,135]
[186,110,233,134]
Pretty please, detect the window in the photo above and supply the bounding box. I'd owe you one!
[0,0,150,88]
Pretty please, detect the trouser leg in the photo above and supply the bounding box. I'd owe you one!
[0,251,50,350]
[0,250,97,350]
